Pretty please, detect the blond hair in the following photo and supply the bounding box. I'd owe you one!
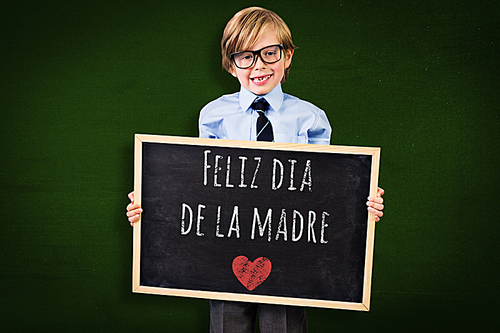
[221,7,296,82]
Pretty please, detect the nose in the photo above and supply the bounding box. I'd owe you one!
[253,54,266,69]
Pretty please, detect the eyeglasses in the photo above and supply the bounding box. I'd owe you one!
[230,44,284,69]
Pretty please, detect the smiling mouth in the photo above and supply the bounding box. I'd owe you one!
[251,74,272,83]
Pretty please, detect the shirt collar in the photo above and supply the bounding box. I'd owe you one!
[239,84,284,113]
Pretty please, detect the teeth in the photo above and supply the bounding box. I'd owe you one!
[252,75,271,82]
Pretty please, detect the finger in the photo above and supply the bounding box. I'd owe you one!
[377,187,385,197]
[127,203,141,212]
[128,214,141,224]
[366,200,384,210]
[128,191,135,203]
[367,196,384,204]
[366,197,384,208]
[368,207,384,218]
[126,208,143,217]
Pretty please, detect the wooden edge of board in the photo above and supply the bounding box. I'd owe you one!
[132,133,380,311]
[132,134,143,292]
[132,286,370,311]
[134,134,381,156]
[362,147,381,311]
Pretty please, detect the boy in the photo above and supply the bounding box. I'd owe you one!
[127,6,384,333]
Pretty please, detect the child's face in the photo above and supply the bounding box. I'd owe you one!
[230,28,293,96]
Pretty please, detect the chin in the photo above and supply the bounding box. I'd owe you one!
[248,85,273,96]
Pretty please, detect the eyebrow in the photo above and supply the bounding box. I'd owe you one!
[233,44,282,54]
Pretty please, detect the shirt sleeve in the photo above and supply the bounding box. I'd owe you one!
[307,109,332,145]
[198,103,220,139]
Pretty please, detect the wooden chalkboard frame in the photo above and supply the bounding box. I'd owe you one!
[132,134,380,311]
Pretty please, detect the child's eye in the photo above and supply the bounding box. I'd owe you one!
[236,53,253,61]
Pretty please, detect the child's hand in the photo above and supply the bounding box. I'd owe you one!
[126,191,143,226]
[367,187,384,222]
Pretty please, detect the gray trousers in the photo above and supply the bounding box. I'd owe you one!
[209,300,308,333]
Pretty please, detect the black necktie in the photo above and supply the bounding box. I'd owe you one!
[252,98,274,142]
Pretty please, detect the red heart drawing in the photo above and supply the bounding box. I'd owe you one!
[232,256,272,291]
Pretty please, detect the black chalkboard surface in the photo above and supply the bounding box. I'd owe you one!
[132,134,380,311]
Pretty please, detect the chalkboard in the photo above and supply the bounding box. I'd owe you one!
[132,134,380,311]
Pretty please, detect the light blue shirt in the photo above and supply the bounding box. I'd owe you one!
[199,84,331,145]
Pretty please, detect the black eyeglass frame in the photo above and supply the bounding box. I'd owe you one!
[229,44,284,69]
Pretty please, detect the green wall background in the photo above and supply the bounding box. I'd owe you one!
[2,0,499,331]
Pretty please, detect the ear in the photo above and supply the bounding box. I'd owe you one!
[284,48,294,69]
